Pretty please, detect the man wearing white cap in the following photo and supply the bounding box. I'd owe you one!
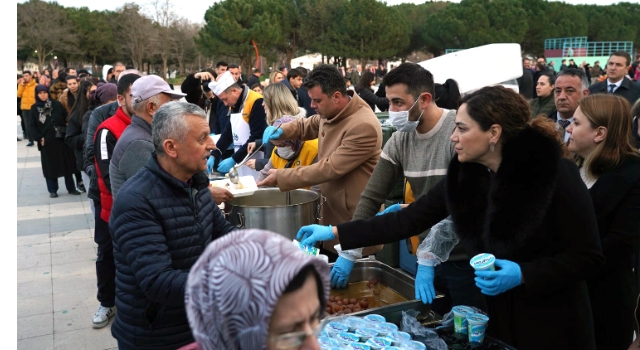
[109,74,186,198]
[208,71,267,177]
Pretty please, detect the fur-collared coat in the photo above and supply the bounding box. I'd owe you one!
[338,126,604,350]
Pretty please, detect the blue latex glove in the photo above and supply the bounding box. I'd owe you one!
[262,125,284,145]
[296,224,335,247]
[217,157,237,173]
[474,259,522,296]
[331,256,355,289]
[376,203,402,216]
[415,265,436,304]
[207,156,215,174]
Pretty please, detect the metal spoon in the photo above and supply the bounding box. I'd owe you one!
[228,122,283,184]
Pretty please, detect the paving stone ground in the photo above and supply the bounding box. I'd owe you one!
[16,117,117,350]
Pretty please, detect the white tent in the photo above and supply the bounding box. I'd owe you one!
[290,53,323,71]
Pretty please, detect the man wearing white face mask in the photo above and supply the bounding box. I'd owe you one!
[330,63,487,315]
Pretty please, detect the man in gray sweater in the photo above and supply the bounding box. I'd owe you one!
[109,75,186,199]
[332,63,486,315]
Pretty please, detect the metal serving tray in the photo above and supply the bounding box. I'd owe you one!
[327,258,444,321]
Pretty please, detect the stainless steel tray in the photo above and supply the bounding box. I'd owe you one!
[328,258,444,320]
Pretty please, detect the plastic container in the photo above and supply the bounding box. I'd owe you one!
[364,314,386,323]
[466,313,490,344]
[318,336,341,348]
[355,328,379,342]
[346,343,372,350]
[452,305,474,334]
[375,322,399,336]
[336,332,361,345]
[325,322,349,335]
[470,253,496,271]
[366,337,392,349]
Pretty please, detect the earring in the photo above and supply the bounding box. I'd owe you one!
[489,142,495,153]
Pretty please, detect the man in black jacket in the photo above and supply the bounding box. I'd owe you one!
[109,101,235,350]
[246,68,261,88]
[589,51,640,106]
[282,68,313,117]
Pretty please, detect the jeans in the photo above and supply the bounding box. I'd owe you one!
[45,175,76,194]
[21,110,33,142]
[432,260,488,316]
[94,201,116,308]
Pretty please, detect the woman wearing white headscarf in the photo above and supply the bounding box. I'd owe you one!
[183,229,330,350]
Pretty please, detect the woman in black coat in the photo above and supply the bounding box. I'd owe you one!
[355,71,389,112]
[29,84,82,198]
[566,94,640,350]
[298,86,604,350]
[65,80,95,191]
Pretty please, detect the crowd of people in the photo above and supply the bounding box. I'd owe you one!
[16,49,640,350]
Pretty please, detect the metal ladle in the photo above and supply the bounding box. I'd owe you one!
[228,122,283,184]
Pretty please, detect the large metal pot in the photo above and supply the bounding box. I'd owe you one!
[224,188,323,240]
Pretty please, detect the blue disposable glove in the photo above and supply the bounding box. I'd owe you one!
[217,157,237,173]
[296,224,335,247]
[474,259,522,296]
[415,264,436,304]
[331,256,355,289]
[262,125,284,145]
[207,156,215,174]
[376,203,402,216]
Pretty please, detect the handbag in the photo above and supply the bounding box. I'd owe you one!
[55,125,66,139]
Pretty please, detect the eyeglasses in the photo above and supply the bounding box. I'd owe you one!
[268,315,328,349]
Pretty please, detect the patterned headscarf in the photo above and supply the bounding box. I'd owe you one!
[185,229,330,350]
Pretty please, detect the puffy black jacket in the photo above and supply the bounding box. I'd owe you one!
[109,153,235,350]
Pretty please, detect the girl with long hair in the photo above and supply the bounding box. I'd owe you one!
[355,71,388,111]
[246,83,306,172]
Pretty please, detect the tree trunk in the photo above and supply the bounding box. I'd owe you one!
[163,57,168,79]
[92,56,97,78]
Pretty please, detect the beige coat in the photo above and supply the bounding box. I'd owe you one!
[276,93,383,255]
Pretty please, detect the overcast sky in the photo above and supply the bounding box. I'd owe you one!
[19,0,640,24]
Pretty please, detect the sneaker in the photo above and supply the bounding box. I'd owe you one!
[92,305,116,329]
[68,190,82,195]
[26,142,34,147]
[77,183,86,193]
[49,192,58,198]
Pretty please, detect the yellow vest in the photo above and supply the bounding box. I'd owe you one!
[404,180,419,255]
[271,139,319,170]
[242,89,263,124]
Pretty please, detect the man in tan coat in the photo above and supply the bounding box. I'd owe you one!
[258,64,382,257]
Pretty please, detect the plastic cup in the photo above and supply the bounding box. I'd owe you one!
[452,306,473,334]
[470,253,495,271]
[466,313,490,344]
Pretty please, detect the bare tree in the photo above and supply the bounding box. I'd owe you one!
[170,19,200,75]
[149,0,178,78]
[112,3,155,70]
[17,0,79,70]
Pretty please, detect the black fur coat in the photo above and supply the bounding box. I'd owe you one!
[339,126,604,349]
